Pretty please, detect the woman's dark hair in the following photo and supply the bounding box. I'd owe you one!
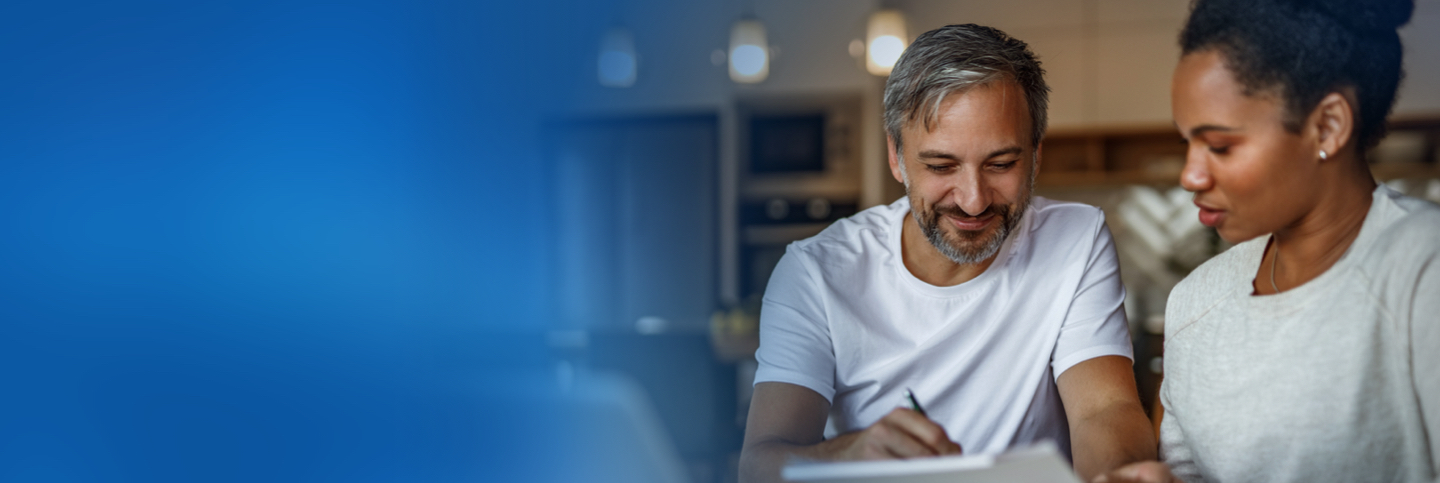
[1180,0,1414,151]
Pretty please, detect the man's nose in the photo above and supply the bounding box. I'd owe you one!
[1180,146,1213,193]
[953,169,991,216]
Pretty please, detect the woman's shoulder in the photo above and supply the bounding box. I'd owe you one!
[1379,193,1440,239]
[1382,202,1440,245]
[1164,237,1266,338]
[1360,188,1440,258]
[1358,196,1440,281]
[1343,191,1440,329]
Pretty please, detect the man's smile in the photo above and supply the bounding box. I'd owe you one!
[945,213,996,231]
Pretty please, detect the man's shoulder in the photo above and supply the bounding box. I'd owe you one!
[788,197,905,258]
[1013,197,1110,267]
[765,199,906,306]
[1025,197,1107,237]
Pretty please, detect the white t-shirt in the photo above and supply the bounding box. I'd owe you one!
[1159,185,1440,483]
[754,196,1133,458]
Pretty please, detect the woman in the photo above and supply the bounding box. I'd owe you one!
[1098,0,1440,482]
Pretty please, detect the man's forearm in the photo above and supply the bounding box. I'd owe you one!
[739,434,860,483]
[1070,402,1158,481]
[740,397,961,483]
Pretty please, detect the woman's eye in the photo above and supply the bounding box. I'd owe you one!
[1208,146,1230,155]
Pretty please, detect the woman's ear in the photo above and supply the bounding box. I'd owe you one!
[1310,91,1355,161]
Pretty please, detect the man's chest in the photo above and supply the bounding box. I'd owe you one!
[825,283,1069,382]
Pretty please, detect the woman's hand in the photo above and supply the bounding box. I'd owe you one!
[1092,461,1179,483]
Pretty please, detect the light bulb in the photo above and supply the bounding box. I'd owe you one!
[731,45,767,76]
[598,27,637,87]
[729,18,769,83]
[866,9,908,76]
[869,36,904,70]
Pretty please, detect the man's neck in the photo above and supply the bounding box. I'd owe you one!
[900,214,998,287]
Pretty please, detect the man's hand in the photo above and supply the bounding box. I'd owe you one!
[833,407,963,460]
[1092,461,1179,483]
[740,383,962,483]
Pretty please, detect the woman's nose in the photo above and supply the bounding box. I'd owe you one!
[1180,148,1212,193]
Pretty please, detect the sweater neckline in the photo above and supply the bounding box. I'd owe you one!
[1233,185,1392,311]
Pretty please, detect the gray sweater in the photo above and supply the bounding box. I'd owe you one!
[1159,185,1440,483]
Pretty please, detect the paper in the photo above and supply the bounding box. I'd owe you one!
[781,441,1081,483]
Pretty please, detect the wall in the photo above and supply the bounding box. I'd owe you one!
[1,1,602,480]
[568,0,1440,123]
[1399,0,1440,115]
[563,0,1440,307]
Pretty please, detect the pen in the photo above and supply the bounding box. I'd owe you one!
[903,388,928,418]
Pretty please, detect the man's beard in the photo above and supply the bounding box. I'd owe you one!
[910,196,1028,265]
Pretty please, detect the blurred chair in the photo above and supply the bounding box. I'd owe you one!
[567,368,692,483]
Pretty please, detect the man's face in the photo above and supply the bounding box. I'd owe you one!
[888,80,1037,265]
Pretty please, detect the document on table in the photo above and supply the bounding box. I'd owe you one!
[781,441,1081,483]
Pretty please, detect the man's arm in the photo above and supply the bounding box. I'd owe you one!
[739,382,961,483]
[1090,389,1191,483]
[1056,355,1158,482]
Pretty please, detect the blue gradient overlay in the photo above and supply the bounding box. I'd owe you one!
[0,0,600,480]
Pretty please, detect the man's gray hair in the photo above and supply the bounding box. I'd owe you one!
[884,24,1050,163]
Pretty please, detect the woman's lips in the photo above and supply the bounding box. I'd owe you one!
[1196,203,1225,227]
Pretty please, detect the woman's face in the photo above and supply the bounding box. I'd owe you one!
[1171,50,1320,243]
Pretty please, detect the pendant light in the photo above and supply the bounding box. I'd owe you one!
[865,9,907,76]
[729,18,769,83]
[598,26,637,87]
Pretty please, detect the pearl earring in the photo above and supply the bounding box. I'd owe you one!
[1319,150,1328,160]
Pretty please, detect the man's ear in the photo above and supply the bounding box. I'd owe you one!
[887,135,905,184]
[1309,91,1355,162]
[1033,143,1044,173]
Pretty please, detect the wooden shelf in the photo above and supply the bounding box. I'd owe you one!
[1371,163,1440,180]
[1037,126,1185,187]
[1036,169,1185,188]
[1036,118,1440,187]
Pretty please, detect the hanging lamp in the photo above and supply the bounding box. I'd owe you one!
[865,9,907,76]
[598,26,637,87]
[729,18,769,83]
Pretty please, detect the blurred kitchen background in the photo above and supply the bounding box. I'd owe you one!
[546,1,1440,482]
[5,0,1433,481]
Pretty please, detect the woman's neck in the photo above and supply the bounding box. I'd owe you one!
[1256,161,1376,295]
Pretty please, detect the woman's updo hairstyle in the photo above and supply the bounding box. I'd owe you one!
[1180,0,1414,152]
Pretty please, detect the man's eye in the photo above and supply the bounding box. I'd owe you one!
[990,161,1017,170]
[926,164,953,173]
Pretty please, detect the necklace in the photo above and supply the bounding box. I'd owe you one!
[1269,237,1280,294]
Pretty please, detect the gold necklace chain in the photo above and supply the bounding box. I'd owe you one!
[1269,237,1280,294]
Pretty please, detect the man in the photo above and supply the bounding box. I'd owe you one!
[739,24,1156,483]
